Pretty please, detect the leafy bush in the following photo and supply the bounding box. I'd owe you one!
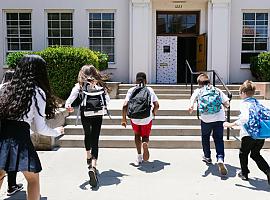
[6,47,105,99]
[6,51,30,69]
[250,52,270,81]
[38,46,99,99]
[95,51,108,71]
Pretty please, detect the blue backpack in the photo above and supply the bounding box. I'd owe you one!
[243,97,270,139]
[198,86,222,114]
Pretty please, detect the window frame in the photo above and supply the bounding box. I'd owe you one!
[88,10,116,63]
[4,10,33,58]
[45,10,74,47]
[241,11,269,65]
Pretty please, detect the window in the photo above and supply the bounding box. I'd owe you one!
[6,12,32,54]
[157,12,199,35]
[241,12,268,64]
[89,12,115,62]
[47,13,73,46]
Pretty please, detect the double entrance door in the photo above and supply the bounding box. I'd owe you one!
[156,11,206,84]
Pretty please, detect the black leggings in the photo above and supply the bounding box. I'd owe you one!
[81,114,103,159]
[240,136,270,175]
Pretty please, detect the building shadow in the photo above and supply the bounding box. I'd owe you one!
[235,177,270,192]
[130,160,171,173]
[202,163,240,180]
[79,169,128,191]
[3,191,47,200]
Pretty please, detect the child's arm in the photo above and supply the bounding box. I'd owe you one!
[121,101,128,128]
[152,101,159,116]
[188,89,199,114]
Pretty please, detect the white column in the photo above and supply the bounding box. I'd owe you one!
[0,9,4,77]
[32,8,46,51]
[129,0,152,83]
[73,9,88,48]
[208,0,231,83]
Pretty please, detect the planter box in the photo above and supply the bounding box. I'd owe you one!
[106,81,121,99]
[255,82,270,100]
[31,108,69,150]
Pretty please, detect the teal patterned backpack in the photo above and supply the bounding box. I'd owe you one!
[243,97,270,139]
[198,85,222,114]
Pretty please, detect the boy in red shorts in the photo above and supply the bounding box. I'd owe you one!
[121,72,159,164]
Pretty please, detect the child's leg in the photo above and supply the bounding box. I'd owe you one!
[212,121,225,161]
[141,121,152,161]
[250,139,270,174]
[81,114,92,161]
[239,136,253,176]
[134,134,142,154]
[23,171,40,200]
[0,170,6,189]
[201,121,212,159]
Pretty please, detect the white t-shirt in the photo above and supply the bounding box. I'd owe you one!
[125,86,158,125]
[189,85,230,123]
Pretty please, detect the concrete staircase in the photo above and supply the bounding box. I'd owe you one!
[59,84,270,149]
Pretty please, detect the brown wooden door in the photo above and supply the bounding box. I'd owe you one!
[196,33,207,72]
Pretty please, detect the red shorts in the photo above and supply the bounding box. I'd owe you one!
[130,120,152,137]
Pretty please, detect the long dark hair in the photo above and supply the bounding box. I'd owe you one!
[78,65,109,91]
[0,55,57,120]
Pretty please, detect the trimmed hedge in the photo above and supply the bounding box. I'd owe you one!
[6,51,30,69]
[250,52,270,81]
[6,46,108,99]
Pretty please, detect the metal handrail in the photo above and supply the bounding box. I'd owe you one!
[185,60,233,140]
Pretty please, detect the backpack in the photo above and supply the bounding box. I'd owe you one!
[243,97,270,139]
[198,85,222,114]
[127,86,152,119]
[80,82,108,117]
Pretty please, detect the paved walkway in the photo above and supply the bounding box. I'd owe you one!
[1,148,270,200]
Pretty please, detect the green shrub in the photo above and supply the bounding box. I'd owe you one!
[5,47,108,99]
[38,46,99,99]
[250,52,270,81]
[6,51,30,69]
[94,51,108,71]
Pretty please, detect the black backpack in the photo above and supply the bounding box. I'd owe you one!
[80,82,108,116]
[127,86,151,119]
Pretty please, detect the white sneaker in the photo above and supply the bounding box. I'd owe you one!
[135,154,143,165]
[217,158,228,176]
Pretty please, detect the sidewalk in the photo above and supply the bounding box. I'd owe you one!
[1,148,270,200]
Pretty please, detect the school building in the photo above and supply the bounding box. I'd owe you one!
[0,0,269,84]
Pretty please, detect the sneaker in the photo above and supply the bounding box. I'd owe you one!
[135,154,143,165]
[266,170,270,185]
[217,159,228,176]
[142,142,149,161]
[88,167,98,187]
[202,156,212,164]
[238,171,249,181]
[7,184,23,196]
[87,158,92,169]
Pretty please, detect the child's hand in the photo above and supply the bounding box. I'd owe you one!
[223,122,234,128]
[66,106,74,113]
[121,120,127,128]
[55,126,64,136]
[188,106,194,114]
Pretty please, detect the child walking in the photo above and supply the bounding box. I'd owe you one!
[0,55,64,200]
[224,80,270,183]
[0,70,23,196]
[65,65,110,187]
[121,72,159,164]
[189,73,230,176]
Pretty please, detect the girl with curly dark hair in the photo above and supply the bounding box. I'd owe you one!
[65,65,110,187]
[0,55,64,200]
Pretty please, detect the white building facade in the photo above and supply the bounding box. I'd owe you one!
[0,0,270,84]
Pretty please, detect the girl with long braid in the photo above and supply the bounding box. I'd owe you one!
[0,55,64,200]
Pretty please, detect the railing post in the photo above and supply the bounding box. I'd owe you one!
[227,105,231,140]
[191,73,193,95]
[185,62,188,88]
[213,71,216,86]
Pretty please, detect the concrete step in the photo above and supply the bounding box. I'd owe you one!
[63,124,239,136]
[57,135,244,149]
[119,84,242,90]
[65,115,239,125]
[118,88,260,95]
[117,93,264,100]
[69,109,241,116]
